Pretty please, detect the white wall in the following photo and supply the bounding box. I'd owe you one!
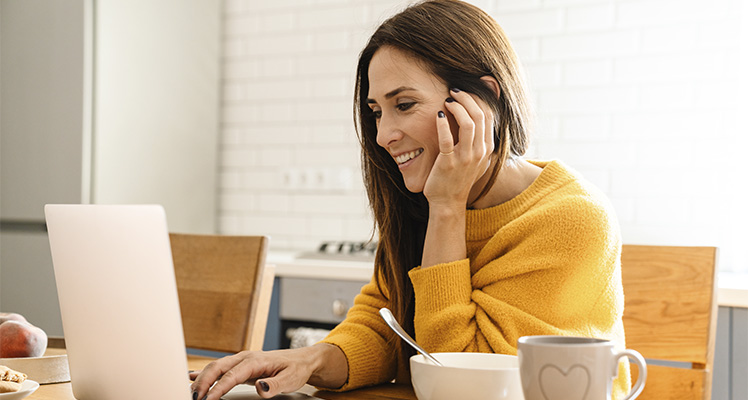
[91,0,220,234]
[219,0,747,272]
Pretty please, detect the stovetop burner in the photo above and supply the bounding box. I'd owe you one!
[318,240,377,255]
[296,240,377,261]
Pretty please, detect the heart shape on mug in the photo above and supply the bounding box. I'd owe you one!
[538,363,590,400]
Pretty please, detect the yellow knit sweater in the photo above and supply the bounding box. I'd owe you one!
[321,160,630,399]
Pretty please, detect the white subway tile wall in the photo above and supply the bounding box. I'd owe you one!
[219,0,747,271]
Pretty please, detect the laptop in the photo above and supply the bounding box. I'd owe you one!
[45,204,317,400]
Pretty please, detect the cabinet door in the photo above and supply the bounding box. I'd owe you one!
[0,229,64,336]
[0,0,89,221]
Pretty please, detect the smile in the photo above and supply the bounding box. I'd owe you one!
[394,149,423,165]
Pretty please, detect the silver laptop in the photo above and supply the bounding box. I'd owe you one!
[45,204,316,400]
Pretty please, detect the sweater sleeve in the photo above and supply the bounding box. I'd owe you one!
[318,275,400,391]
[408,194,624,356]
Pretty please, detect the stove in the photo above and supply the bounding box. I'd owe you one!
[276,240,377,350]
[296,240,377,261]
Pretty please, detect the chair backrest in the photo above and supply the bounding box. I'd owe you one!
[621,244,719,400]
[169,233,274,353]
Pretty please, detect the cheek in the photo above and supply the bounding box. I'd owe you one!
[420,114,442,150]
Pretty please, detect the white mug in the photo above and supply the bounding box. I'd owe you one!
[517,336,646,400]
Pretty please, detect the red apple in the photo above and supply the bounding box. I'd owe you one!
[0,312,27,325]
[0,320,48,358]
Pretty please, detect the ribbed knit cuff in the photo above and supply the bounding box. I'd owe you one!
[318,332,394,391]
[409,259,472,313]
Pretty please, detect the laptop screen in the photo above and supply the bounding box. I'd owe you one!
[46,204,191,400]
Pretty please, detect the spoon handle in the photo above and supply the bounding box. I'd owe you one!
[379,308,443,366]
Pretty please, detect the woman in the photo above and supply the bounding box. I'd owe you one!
[192,1,630,399]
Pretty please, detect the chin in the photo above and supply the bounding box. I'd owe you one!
[402,179,425,194]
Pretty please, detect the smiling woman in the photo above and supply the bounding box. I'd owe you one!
[337,1,630,398]
[192,2,630,399]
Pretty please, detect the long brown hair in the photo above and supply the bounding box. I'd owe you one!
[354,0,532,358]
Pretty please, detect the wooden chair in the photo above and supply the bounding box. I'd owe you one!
[621,244,719,400]
[169,233,275,353]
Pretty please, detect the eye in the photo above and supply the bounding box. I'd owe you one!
[396,102,415,112]
[366,104,382,119]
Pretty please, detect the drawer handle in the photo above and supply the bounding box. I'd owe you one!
[332,299,348,317]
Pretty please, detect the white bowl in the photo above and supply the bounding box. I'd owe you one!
[410,352,523,400]
[0,354,69,384]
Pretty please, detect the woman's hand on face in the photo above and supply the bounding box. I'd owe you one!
[423,88,495,208]
[190,348,316,400]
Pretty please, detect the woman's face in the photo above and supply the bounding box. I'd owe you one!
[367,46,455,193]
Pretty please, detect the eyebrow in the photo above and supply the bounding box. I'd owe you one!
[366,86,417,104]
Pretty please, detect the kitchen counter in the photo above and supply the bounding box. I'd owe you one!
[269,251,374,282]
[268,251,748,309]
[717,272,748,308]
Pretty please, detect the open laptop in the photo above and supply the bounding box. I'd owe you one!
[45,204,317,400]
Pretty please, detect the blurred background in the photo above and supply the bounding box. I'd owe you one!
[216,0,748,274]
[1,0,747,337]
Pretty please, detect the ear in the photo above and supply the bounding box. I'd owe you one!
[478,76,500,146]
[479,75,501,99]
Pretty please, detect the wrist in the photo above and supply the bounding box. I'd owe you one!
[428,203,466,221]
[306,343,331,374]
[421,203,467,268]
[306,343,347,388]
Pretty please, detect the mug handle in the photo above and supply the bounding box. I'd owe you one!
[614,349,647,400]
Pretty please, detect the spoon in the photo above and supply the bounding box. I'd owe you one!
[379,307,443,366]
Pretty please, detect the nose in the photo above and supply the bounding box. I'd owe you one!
[375,113,402,149]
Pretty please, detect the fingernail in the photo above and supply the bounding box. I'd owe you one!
[450,88,461,93]
[201,396,208,400]
[192,391,197,400]
[259,381,270,392]
[445,97,455,103]
[437,111,445,118]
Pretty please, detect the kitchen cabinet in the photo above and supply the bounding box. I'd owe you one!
[0,0,219,335]
[263,252,372,351]
[713,306,748,400]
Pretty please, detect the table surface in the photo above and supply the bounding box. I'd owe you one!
[25,350,416,400]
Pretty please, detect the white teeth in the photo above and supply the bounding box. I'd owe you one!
[394,148,423,164]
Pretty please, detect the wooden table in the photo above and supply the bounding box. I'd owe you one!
[27,352,416,400]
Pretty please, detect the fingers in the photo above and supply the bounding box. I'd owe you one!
[191,353,248,400]
[443,93,475,153]
[254,369,305,399]
[188,370,200,381]
[436,110,454,155]
[190,350,312,400]
[204,359,257,399]
[256,380,272,398]
[445,88,487,154]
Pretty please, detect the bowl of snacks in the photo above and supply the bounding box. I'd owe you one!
[0,364,38,399]
[0,313,69,385]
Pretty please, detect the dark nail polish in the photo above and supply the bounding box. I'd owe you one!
[438,111,445,118]
[259,381,270,392]
[201,396,207,400]
[445,97,455,103]
[451,88,461,93]
[192,391,197,400]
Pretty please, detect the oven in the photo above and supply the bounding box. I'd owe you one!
[270,241,376,350]
[280,277,366,348]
